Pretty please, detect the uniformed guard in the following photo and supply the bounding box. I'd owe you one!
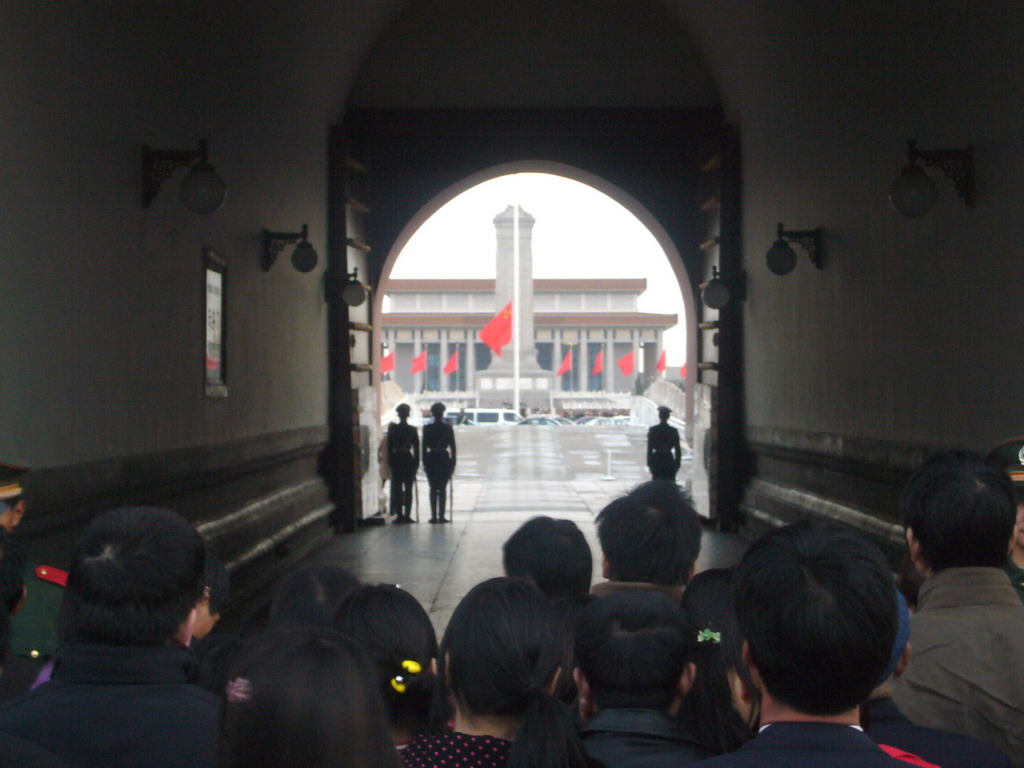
[0,464,67,701]
[986,438,1024,603]
[422,402,456,524]
[646,406,682,482]
[387,404,420,524]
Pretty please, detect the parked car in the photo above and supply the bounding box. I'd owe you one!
[518,415,562,426]
[459,407,522,426]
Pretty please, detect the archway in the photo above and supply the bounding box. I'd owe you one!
[372,161,698,431]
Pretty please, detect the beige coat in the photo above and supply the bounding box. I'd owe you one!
[893,567,1024,766]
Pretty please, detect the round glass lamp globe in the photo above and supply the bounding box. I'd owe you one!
[180,164,226,215]
[342,281,368,306]
[291,241,319,273]
[765,239,798,276]
[702,278,730,310]
[889,164,937,219]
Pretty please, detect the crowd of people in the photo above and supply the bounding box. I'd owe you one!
[0,445,1021,768]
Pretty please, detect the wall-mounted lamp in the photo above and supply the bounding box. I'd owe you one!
[889,138,975,218]
[701,266,730,309]
[765,222,823,276]
[261,224,319,273]
[142,139,226,214]
[342,267,370,307]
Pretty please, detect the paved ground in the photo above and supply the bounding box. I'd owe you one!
[302,425,746,634]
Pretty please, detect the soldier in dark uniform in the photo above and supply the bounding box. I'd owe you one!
[387,404,420,524]
[646,406,682,482]
[0,464,66,701]
[422,402,456,524]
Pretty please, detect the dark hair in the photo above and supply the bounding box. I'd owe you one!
[334,584,442,738]
[900,450,1016,571]
[0,529,26,614]
[221,628,400,768]
[442,578,588,768]
[551,594,594,705]
[575,591,690,711]
[204,551,231,616]
[596,481,701,586]
[679,568,757,755]
[734,521,897,716]
[503,517,593,600]
[267,565,359,629]
[61,507,205,646]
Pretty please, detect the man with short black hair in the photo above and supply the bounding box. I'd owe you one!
[693,520,906,768]
[893,451,1024,764]
[503,516,592,600]
[592,481,701,602]
[0,507,218,768]
[575,591,706,767]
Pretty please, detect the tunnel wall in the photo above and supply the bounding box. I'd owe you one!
[672,1,1024,553]
[0,1,399,610]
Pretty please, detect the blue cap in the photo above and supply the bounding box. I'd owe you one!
[877,589,911,686]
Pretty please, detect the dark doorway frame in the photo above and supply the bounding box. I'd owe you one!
[326,107,744,531]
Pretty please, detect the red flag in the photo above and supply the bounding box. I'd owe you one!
[443,348,459,375]
[555,349,572,377]
[617,350,635,377]
[656,350,666,374]
[592,349,604,376]
[680,363,688,378]
[381,351,395,374]
[411,350,427,374]
[479,302,513,356]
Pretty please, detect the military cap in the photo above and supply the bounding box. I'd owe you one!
[657,406,672,416]
[0,464,28,501]
[986,438,1024,499]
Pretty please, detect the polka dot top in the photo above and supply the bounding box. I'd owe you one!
[401,732,512,768]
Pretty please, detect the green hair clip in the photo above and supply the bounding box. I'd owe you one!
[696,629,721,644]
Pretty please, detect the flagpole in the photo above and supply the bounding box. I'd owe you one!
[513,202,521,415]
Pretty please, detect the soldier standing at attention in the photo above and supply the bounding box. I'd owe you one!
[422,402,456,524]
[647,406,681,482]
[387,404,419,524]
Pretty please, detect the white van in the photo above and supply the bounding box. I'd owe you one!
[459,408,522,426]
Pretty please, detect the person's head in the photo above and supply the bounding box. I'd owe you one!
[986,438,1024,556]
[0,529,26,615]
[901,450,1016,574]
[192,550,230,640]
[61,507,206,647]
[442,577,588,768]
[333,584,441,741]
[431,402,445,419]
[679,568,758,755]
[267,565,359,630]
[396,404,411,422]
[596,481,701,587]
[657,406,671,423]
[0,464,28,533]
[503,516,593,600]
[734,520,897,718]
[221,628,400,768]
[574,591,693,718]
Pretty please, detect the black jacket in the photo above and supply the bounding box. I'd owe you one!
[865,697,1014,768]
[581,708,707,768]
[693,723,908,768]
[0,644,218,768]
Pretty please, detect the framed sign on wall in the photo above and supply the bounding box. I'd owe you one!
[204,248,228,397]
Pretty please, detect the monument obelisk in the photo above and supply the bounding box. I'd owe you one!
[476,204,553,409]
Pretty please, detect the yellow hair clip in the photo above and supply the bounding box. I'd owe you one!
[390,659,424,694]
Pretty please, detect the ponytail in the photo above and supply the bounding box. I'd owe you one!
[508,688,588,768]
[442,579,590,768]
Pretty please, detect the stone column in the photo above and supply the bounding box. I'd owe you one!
[492,204,540,370]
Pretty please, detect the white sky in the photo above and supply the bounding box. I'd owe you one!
[387,173,687,368]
